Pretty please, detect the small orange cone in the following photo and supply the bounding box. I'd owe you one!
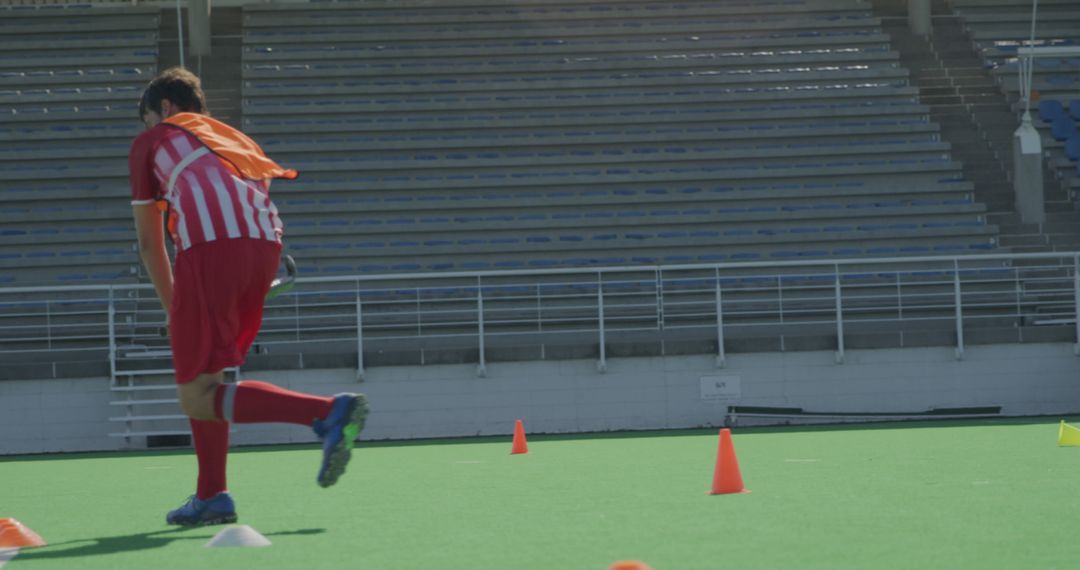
[511,419,528,454]
[608,561,654,570]
[0,518,46,548]
[708,428,750,495]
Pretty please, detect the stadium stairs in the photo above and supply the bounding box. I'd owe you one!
[872,0,1080,254]
[156,6,244,126]
[941,0,1080,252]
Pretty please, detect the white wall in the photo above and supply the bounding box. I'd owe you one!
[0,376,119,455]
[3,342,1080,455]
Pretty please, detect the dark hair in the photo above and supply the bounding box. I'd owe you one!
[138,66,209,120]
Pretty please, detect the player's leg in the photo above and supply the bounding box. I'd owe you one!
[220,239,369,487]
[213,380,333,425]
[178,369,224,420]
[212,380,368,488]
[168,371,236,526]
[173,238,369,489]
[312,391,369,488]
[211,378,369,488]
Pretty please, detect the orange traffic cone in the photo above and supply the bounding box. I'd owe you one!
[0,518,46,548]
[511,419,528,454]
[708,428,749,495]
[608,561,654,570]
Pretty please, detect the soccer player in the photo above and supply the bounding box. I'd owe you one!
[128,67,369,526]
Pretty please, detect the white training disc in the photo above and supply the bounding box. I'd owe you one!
[204,525,272,548]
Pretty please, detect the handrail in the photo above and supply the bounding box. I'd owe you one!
[3,252,1080,381]
[0,251,1076,295]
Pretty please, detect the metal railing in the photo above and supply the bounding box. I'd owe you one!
[2,252,1079,380]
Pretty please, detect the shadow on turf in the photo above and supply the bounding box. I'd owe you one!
[10,527,325,562]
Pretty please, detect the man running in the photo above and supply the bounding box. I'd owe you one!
[128,67,368,526]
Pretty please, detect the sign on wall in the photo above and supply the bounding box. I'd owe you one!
[700,375,740,402]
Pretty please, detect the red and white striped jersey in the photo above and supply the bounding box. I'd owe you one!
[130,124,283,252]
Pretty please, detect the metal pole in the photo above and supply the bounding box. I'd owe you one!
[655,267,663,332]
[1014,264,1022,325]
[597,273,607,373]
[176,0,185,69]
[896,272,904,346]
[107,288,117,385]
[1026,0,1039,115]
[715,267,725,368]
[45,299,52,350]
[477,279,487,377]
[835,265,845,364]
[535,283,544,359]
[1073,254,1080,355]
[355,291,365,381]
[294,289,300,342]
[954,260,965,360]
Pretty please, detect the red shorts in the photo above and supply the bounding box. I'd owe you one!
[169,239,282,384]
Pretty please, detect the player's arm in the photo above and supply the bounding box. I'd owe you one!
[133,203,173,314]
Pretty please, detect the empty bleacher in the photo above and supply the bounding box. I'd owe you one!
[948,0,1080,193]
[9,0,1080,388]
[0,5,160,286]
[241,0,999,278]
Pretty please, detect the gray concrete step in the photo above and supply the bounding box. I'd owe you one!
[1042,220,1080,234]
[981,195,1019,212]
[997,223,1042,235]
[1000,234,1049,247]
[1046,201,1078,213]
[1045,234,1080,247]
[952,77,998,88]
[987,212,1022,226]
[915,69,950,81]
[1046,211,1080,223]
[1009,244,1053,253]
[920,85,1000,98]
[921,93,1004,106]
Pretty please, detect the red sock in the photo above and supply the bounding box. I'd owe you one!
[190,418,229,500]
[214,380,334,426]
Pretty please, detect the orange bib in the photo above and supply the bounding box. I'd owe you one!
[163,113,298,182]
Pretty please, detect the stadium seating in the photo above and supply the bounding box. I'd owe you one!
[239,0,999,277]
[0,5,159,285]
[948,0,1080,192]
[0,0,1003,286]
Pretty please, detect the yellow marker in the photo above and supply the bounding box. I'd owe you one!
[1058,420,1080,446]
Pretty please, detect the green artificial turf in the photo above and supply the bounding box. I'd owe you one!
[3,418,1080,569]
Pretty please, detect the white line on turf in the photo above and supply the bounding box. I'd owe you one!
[0,548,18,568]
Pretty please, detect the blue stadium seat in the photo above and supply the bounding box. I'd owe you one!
[493,261,525,269]
[1039,100,1065,122]
[1066,136,1080,161]
[1051,117,1078,141]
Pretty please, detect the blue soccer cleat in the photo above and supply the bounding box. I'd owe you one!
[315,393,369,488]
[166,492,238,526]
